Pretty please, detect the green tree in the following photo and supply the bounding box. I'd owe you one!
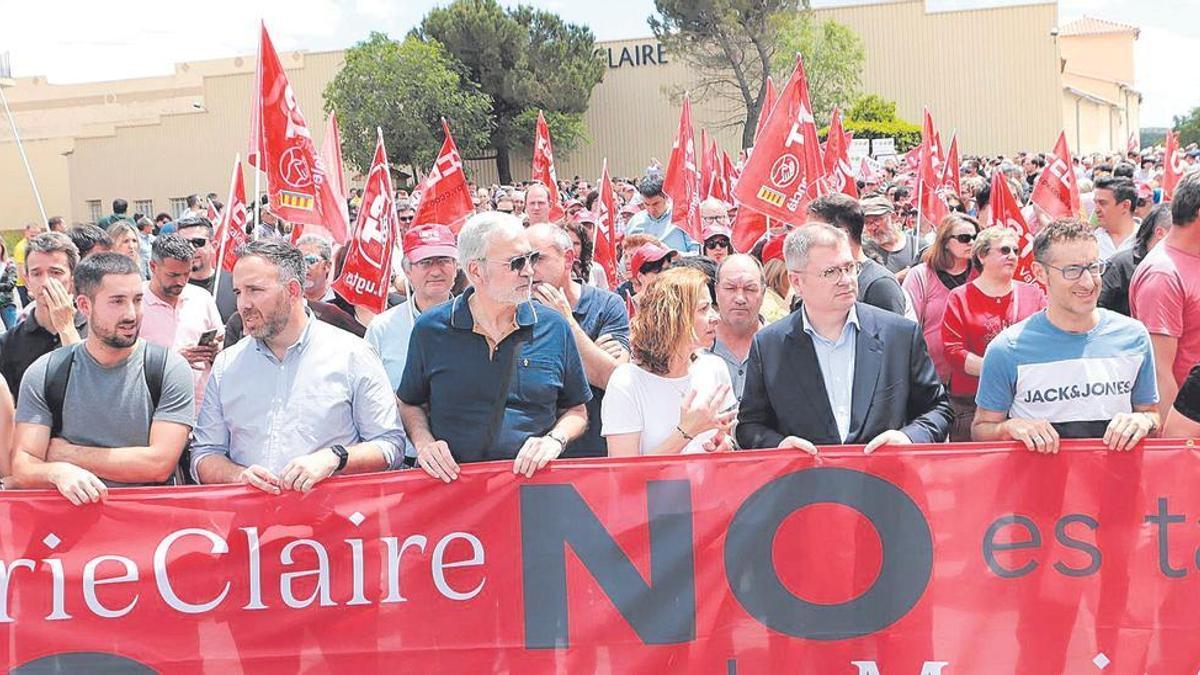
[650,0,863,149]
[843,94,921,152]
[416,0,605,184]
[1174,106,1200,147]
[323,33,492,177]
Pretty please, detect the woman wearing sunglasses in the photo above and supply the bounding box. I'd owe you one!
[902,213,980,385]
[941,226,1046,441]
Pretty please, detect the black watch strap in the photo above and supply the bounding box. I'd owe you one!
[330,444,349,473]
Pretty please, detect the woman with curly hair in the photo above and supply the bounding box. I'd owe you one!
[602,267,736,456]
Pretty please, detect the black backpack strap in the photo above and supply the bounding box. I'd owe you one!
[44,345,77,438]
[141,342,170,409]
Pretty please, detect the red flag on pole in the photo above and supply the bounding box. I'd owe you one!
[663,94,703,242]
[1163,130,1184,202]
[822,107,858,198]
[531,111,565,222]
[944,133,961,196]
[722,149,739,187]
[1031,131,1083,220]
[732,56,825,236]
[247,23,348,243]
[321,110,350,227]
[709,142,732,204]
[593,159,619,290]
[412,119,475,233]
[754,76,777,144]
[332,129,398,314]
[916,109,949,226]
[700,130,717,200]
[214,156,251,274]
[988,171,1038,286]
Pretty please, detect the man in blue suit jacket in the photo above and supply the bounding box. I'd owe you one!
[737,224,952,454]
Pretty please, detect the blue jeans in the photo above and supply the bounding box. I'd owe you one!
[0,303,17,330]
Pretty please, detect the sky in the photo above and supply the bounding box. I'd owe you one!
[0,0,1195,127]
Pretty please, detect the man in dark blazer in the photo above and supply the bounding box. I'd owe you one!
[737,223,952,454]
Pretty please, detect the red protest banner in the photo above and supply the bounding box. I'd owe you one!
[663,95,703,242]
[5,441,1200,673]
[214,156,250,274]
[822,107,858,198]
[593,159,619,289]
[943,133,961,196]
[411,119,474,233]
[332,128,397,313]
[989,170,1038,285]
[1163,130,1184,201]
[1031,131,1083,220]
[531,111,565,222]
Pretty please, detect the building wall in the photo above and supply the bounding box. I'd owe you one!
[1060,32,1134,85]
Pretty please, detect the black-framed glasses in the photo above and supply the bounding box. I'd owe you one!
[1045,260,1108,280]
[399,215,415,223]
[701,215,729,224]
[485,251,541,272]
[950,233,975,244]
[705,238,731,250]
[187,238,209,248]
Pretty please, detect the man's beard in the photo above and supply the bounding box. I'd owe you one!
[244,292,293,341]
[96,320,139,349]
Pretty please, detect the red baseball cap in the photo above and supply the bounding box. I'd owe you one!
[702,223,733,242]
[762,235,786,264]
[573,210,598,225]
[403,224,458,263]
[630,242,676,275]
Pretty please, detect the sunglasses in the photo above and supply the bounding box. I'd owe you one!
[303,254,325,265]
[187,238,209,248]
[705,238,731,250]
[951,233,976,244]
[399,215,415,223]
[992,245,1016,256]
[485,251,541,272]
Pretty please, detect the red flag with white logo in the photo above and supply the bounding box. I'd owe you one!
[700,129,717,200]
[531,111,565,222]
[1031,131,1083,220]
[732,56,825,232]
[332,129,398,314]
[722,149,739,188]
[916,109,949,226]
[754,76,777,144]
[1163,130,1184,201]
[247,23,348,243]
[663,94,703,242]
[822,107,858,198]
[709,141,732,204]
[214,156,251,273]
[593,159,619,290]
[412,119,475,233]
[944,133,961,196]
[989,170,1038,286]
[321,110,350,228]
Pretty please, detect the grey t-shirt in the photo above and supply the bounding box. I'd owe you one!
[864,233,925,274]
[16,341,196,486]
[857,258,908,316]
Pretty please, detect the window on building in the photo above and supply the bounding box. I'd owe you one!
[169,197,188,219]
[133,199,154,218]
[86,200,102,224]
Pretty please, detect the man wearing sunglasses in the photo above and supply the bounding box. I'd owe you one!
[861,194,925,283]
[973,219,1159,453]
[175,217,237,324]
[396,199,416,232]
[398,212,591,483]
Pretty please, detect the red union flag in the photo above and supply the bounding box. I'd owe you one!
[332,129,397,313]
[822,107,858,198]
[320,110,350,228]
[989,170,1038,285]
[663,94,703,242]
[1163,130,1184,201]
[700,129,716,200]
[709,143,732,204]
[916,110,949,226]
[248,23,348,243]
[214,156,251,273]
[943,133,961,196]
[412,119,475,233]
[1031,131,1083,220]
[733,56,825,226]
[531,111,565,222]
[754,76,777,143]
[593,159,619,289]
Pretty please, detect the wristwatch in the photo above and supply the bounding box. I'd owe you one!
[330,444,349,473]
[547,431,568,451]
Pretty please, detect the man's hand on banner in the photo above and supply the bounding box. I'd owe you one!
[514,436,564,478]
[281,451,339,492]
[778,436,818,456]
[49,463,108,506]
[238,464,283,495]
[864,430,913,455]
[1004,418,1060,454]
[1103,411,1156,452]
[417,439,459,483]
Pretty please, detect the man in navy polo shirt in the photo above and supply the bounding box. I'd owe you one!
[398,212,591,481]
[527,223,630,457]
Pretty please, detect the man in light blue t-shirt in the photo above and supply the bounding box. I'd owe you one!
[624,174,698,253]
[973,219,1159,453]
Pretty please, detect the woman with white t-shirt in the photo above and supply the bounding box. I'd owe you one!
[602,267,737,456]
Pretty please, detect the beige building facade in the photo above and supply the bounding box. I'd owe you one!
[0,0,1139,227]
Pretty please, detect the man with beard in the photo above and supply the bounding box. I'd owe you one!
[191,239,406,492]
[140,235,223,410]
[8,253,195,500]
[398,212,590,481]
[175,216,237,322]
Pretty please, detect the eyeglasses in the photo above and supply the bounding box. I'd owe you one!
[950,233,976,244]
[705,239,731,250]
[991,245,1017,257]
[797,262,863,282]
[187,238,209,248]
[484,251,541,272]
[701,215,729,224]
[1045,260,1108,280]
[414,256,456,270]
[399,215,415,223]
[303,254,325,265]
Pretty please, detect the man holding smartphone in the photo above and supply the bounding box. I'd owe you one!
[140,235,223,411]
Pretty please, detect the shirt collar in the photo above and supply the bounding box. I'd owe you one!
[23,309,87,335]
[253,308,316,359]
[143,281,178,308]
[571,283,593,320]
[801,304,860,344]
[450,286,536,331]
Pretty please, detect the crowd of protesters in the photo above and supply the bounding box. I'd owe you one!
[1,140,1199,504]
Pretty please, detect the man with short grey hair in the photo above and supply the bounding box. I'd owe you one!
[192,239,406,493]
[738,223,951,454]
[398,212,591,480]
[296,234,335,303]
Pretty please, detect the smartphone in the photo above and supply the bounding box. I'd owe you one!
[198,329,218,346]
